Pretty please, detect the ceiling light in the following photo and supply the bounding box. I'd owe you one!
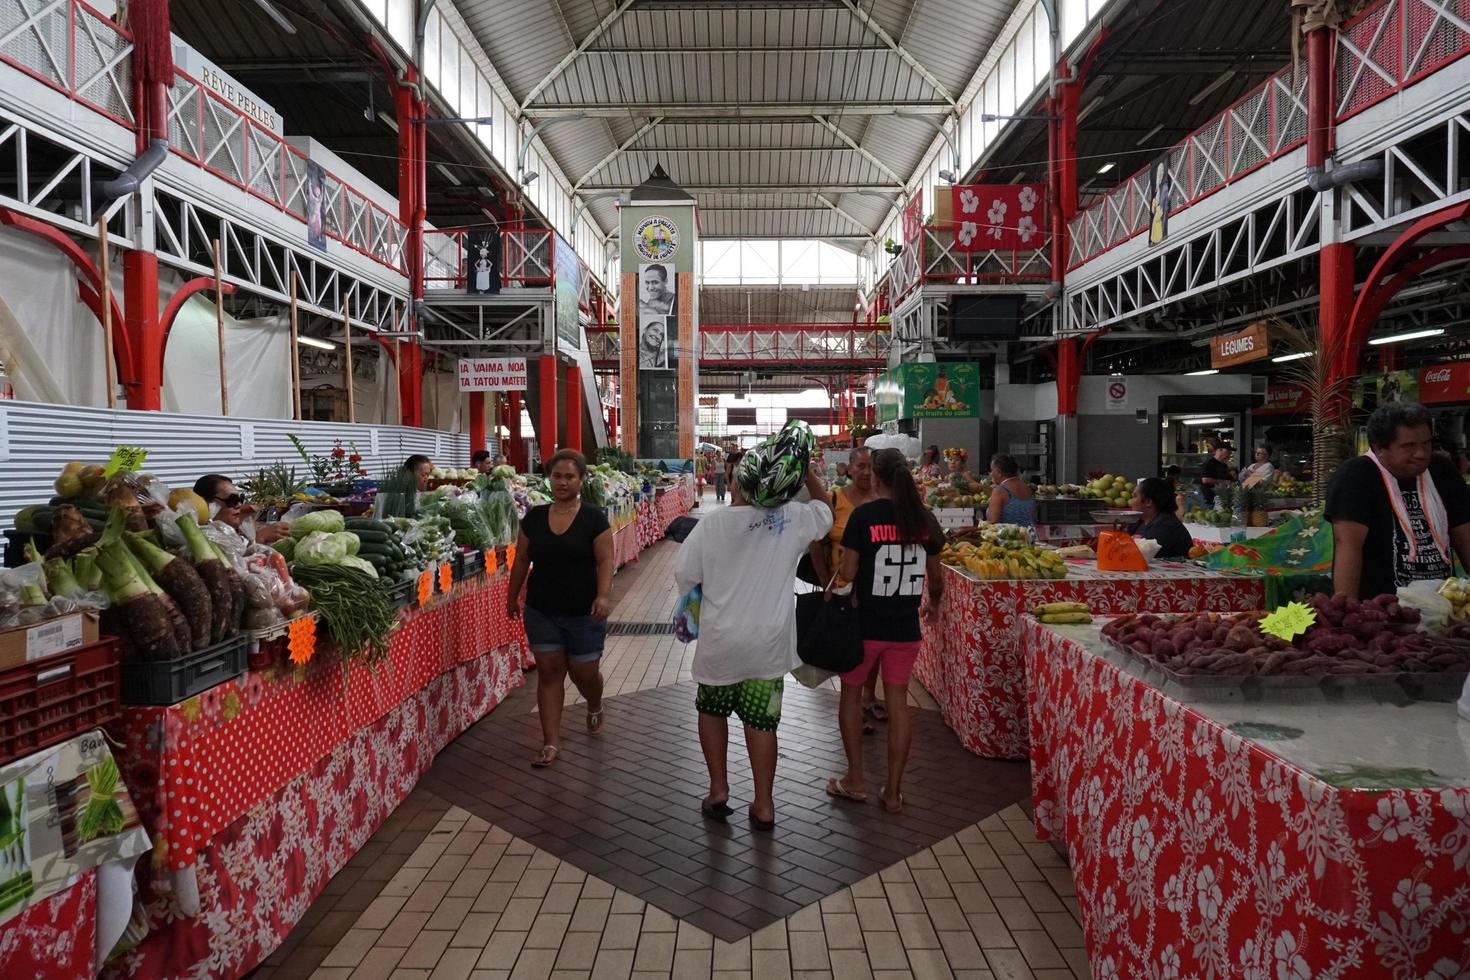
[377,110,398,133]
[1368,327,1446,345]
[436,163,462,186]
[1135,124,1164,147]
[519,171,538,187]
[297,336,337,350]
[1076,96,1105,123]
[1181,416,1225,426]
[1272,351,1313,363]
[1096,162,1115,175]
[1188,70,1237,107]
[938,169,957,183]
[1185,368,1218,376]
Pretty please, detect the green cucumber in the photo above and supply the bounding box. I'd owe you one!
[350,529,394,545]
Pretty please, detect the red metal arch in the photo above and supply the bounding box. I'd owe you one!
[1341,201,1470,377]
[161,276,235,346]
[0,207,139,392]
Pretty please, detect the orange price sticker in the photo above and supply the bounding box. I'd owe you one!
[485,548,496,572]
[417,569,433,606]
[287,615,317,665]
[438,562,453,593]
[506,544,517,567]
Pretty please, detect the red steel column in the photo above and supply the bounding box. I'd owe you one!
[507,391,526,469]
[564,364,583,452]
[1056,338,1080,416]
[396,68,425,427]
[121,250,162,410]
[1321,242,1357,385]
[539,356,559,462]
[468,391,486,455]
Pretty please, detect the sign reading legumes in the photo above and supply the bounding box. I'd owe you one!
[457,357,528,391]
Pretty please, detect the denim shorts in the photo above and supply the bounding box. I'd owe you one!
[523,605,606,662]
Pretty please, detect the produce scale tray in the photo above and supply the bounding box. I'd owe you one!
[0,637,120,766]
[1101,635,1470,705]
[120,635,247,706]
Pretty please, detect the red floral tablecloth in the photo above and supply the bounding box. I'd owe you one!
[0,870,95,979]
[114,573,524,873]
[914,562,1264,759]
[1023,619,1470,980]
[636,497,660,549]
[614,519,642,568]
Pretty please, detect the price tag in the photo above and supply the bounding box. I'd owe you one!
[484,548,496,572]
[417,569,433,607]
[287,615,317,665]
[438,562,453,593]
[102,444,149,477]
[1260,601,1317,641]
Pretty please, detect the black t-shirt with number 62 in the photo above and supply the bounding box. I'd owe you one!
[841,499,944,642]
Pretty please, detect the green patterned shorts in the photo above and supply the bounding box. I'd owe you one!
[695,678,784,732]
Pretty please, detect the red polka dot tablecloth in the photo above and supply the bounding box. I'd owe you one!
[113,573,528,874]
[913,562,1264,759]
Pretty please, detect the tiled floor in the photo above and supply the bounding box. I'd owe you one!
[252,513,1091,980]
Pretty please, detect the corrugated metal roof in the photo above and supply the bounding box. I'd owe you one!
[449,0,1021,239]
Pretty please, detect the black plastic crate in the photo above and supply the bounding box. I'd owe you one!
[459,549,485,580]
[120,636,247,706]
[388,577,417,609]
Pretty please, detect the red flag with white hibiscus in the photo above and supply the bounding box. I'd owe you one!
[902,191,923,243]
[951,184,1047,251]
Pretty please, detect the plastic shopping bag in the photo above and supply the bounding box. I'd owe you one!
[672,585,701,643]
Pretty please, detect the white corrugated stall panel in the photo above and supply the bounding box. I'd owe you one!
[0,401,485,558]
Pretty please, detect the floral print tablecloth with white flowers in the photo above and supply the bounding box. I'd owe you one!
[1024,618,1470,980]
[914,562,1264,759]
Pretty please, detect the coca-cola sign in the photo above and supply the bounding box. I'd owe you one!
[1418,362,1470,404]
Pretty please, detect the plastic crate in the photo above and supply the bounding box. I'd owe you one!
[0,637,120,766]
[388,577,417,609]
[120,636,247,706]
[459,549,485,580]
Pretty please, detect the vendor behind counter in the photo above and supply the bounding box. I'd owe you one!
[1325,402,1470,599]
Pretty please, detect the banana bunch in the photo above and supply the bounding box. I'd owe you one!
[942,540,1067,580]
[1032,601,1092,624]
[1439,578,1470,620]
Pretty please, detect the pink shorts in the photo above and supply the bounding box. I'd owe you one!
[840,639,921,687]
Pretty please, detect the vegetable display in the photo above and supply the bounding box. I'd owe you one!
[1101,594,1470,677]
[290,563,396,664]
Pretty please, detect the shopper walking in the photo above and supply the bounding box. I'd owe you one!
[825,449,944,813]
[713,452,728,503]
[506,449,614,768]
[674,458,833,829]
[806,447,885,729]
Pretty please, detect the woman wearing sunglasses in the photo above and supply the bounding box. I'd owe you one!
[192,474,291,544]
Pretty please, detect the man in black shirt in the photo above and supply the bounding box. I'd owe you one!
[1199,444,1235,506]
[1325,402,1470,599]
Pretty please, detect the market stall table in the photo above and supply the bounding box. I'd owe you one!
[99,572,528,980]
[914,560,1264,759]
[1024,617,1470,980]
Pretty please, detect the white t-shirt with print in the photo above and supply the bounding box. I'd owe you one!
[674,499,833,687]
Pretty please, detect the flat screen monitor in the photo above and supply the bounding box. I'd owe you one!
[950,294,1025,340]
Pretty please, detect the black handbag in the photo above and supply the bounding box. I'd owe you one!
[795,585,863,673]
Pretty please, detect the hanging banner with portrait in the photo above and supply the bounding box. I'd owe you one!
[1147,156,1175,245]
[553,234,581,350]
[636,262,676,371]
[464,228,501,295]
[305,161,327,251]
[950,184,1046,252]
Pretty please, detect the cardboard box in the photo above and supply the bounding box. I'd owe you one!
[0,611,101,672]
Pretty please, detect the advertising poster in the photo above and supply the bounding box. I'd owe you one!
[552,234,580,350]
[903,362,979,418]
[1147,157,1174,246]
[465,229,501,295]
[637,262,677,370]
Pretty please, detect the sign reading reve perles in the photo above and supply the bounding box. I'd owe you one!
[458,357,527,391]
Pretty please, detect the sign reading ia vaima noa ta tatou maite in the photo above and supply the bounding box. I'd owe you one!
[458,358,528,391]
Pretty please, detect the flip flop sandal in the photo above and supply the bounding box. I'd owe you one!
[865,703,889,723]
[587,706,605,735]
[531,745,559,768]
[701,798,734,822]
[747,808,776,832]
[826,777,868,803]
[880,787,904,814]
